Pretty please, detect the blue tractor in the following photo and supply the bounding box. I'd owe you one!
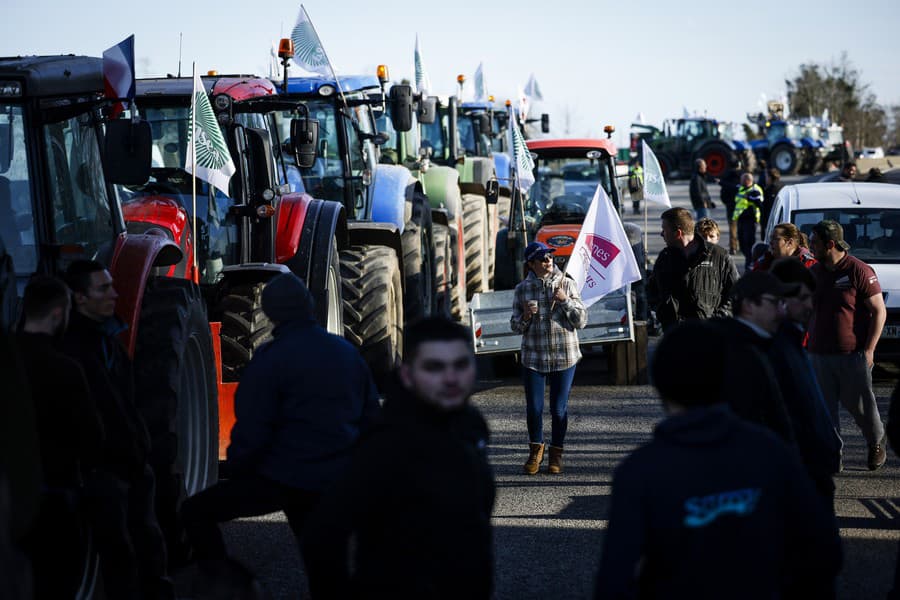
[747,102,830,175]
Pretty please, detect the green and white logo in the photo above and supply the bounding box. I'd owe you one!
[291,7,331,77]
[185,70,235,195]
[641,140,671,208]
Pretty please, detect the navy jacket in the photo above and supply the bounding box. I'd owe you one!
[227,318,380,492]
[595,405,841,599]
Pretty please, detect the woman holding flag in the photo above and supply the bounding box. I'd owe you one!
[510,242,587,475]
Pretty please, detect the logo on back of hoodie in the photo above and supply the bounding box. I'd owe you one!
[683,488,762,527]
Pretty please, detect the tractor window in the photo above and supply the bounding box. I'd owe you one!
[292,100,345,204]
[528,157,611,230]
[678,120,703,141]
[44,111,115,266]
[420,115,446,161]
[0,104,37,276]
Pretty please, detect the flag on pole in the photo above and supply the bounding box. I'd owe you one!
[268,40,282,80]
[414,34,431,95]
[523,73,543,101]
[185,70,235,196]
[566,185,642,308]
[507,108,535,193]
[640,140,671,207]
[102,35,135,118]
[473,62,487,102]
[290,5,332,77]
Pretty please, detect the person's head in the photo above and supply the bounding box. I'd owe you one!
[652,321,726,413]
[767,167,781,182]
[65,260,118,322]
[770,257,816,326]
[21,275,71,335]
[740,172,754,187]
[842,162,857,179]
[261,272,315,325]
[695,158,707,174]
[399,317,476,411]
[523,241,556,278]
[809,219,850,264]
[660,207,695,249]
[769,222,804,258]
[867,167,884,182]
[694,217,720,244]
[730,271,799,334]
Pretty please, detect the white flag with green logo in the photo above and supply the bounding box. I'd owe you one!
[507,110,535,193]
[641,140,671,207]
[414,34,431,95]
[185,70,235,196]
[474,62,487,102]
[291,5,332,77]
[523,73,543,101]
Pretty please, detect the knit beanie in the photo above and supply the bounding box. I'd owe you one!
[261,272,315,323]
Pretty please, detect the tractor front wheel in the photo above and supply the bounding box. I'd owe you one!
[771,144,799,175]
[462,193,489,299]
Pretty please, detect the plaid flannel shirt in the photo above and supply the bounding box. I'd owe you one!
[510,267,587,372]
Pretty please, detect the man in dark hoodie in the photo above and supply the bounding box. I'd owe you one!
[181,272,379,571]
[61,260,170,600]
[303,317,496,600]
[594,320,842,599]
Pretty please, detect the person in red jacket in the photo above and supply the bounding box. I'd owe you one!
[751,222,817,272]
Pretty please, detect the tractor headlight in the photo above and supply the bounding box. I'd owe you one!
[318,85,335,97]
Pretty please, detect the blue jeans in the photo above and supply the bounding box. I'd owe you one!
[523,365,577,447]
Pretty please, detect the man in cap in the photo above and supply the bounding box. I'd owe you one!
[303,317,495,599]
[711,271,796,442]
[648,207,738,332]
[807,220,888,470]
[181,272,380,575]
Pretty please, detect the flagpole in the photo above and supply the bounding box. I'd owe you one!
[301,4,348,108]
[191,62,198,280]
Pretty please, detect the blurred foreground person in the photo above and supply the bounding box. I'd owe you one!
[594,321,841,599]
[304,317,495,600]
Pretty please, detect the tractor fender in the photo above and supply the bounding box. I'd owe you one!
[731,140,750,152]
[491,152,511,185]
[109,230,183,358]
[347,221,405,295]
[121,195,194,280]
[274,191,315,264]
[218,263,291,292]
[371,164,416,233]
[422,165,462,219]
[457,156,495,189]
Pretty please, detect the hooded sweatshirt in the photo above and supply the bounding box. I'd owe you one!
[595,404,841,599]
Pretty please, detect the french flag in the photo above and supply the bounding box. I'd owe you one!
[103,35,135,118]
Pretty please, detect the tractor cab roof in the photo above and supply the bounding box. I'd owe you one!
[0,55,103,98]
[527,138,618,159]
[136,76,276,103]
[279,74,380,96]
[460,100,492,112]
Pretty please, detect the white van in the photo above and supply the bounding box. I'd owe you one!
[766,182,900,357]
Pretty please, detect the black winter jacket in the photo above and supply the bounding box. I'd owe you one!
[227,318,380,492]
[648,239,738,331]
[60,311,151,479]
[303,385,495,600]
[595,404,841,599]
[689,172,712,210]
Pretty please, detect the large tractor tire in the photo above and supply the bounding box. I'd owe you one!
[133,277,218,559]
[698,143,731,178]
[462,193,489,299]
[401,195,436,323]
[448,218,468,321]
[340,244,404,387]
[432,222,452,317]
[219,283,273,382]
[770,144,799,175]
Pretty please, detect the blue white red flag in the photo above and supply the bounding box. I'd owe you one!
[565,184,642,308]
[103,35,135,118]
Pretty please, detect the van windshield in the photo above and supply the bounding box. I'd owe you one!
[792,208,900,264]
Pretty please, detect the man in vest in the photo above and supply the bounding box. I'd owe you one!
[732,172,764,268]
[629,160,644,215]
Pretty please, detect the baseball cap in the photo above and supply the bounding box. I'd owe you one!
[731,271,800,302]
[813,219,851,251]
[524,241,556,262]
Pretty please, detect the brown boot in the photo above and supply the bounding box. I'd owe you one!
[548,446,564,474]
[523,443,545,475]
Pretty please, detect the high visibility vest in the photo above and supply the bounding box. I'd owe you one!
[732,184,764,222]
[630,165,644,184]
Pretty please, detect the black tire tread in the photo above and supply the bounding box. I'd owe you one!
[462,193,487,299]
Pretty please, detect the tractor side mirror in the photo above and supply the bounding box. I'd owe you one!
[485,179,500,205]
[478,113,491,135]
[417,96,437,125]
[389,84,414,133]
[541,113,550,134]
[291,117,319,169]
[104,119,152,185]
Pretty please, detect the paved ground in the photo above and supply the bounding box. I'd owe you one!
[205,178,900,599]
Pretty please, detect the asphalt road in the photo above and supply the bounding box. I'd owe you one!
[211,178,900,599]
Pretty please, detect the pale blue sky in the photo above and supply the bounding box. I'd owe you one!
[3,0,898,148]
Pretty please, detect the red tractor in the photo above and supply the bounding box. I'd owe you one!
[0,55,218,591]
[120,74,344,459]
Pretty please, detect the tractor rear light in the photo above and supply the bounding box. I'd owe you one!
[475,322,482,338]
[318,84,335,97]
[278,38,294,59]
[256,204,276,218]
[376,64,389,84]
[0,81,22,97]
